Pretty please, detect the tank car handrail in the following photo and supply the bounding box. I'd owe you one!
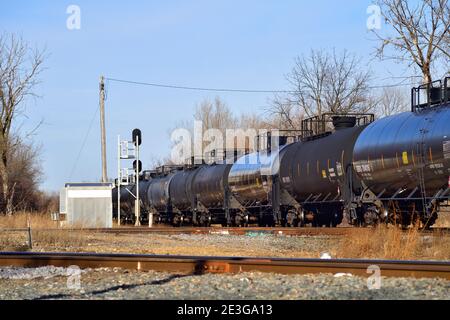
[445,77,450,103]
[411,77,449,112]
[300,112,374,140]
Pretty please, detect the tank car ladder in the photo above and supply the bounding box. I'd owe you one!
[417,131,430,218]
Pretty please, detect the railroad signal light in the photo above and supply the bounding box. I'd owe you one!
[133,160,142,173]
[132,128,142,146]
[118,129,144,227]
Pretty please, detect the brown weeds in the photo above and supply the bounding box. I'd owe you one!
[338,225,450,260]
[0,212,87,251]
[0,211,56,229]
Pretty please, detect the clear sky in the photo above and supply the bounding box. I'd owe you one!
[1,0,414,191]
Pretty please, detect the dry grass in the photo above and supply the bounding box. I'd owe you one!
[338,225,450,260]
[434,209,450,227]
[0,230,88,252]
[31,230,88,250]
[0,212,87,251]
[0,211,56,229]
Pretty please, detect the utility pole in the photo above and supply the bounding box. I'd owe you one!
[99,75,108,182]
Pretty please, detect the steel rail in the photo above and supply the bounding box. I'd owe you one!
[1,226,448,236]
[95,227,359,236]
[0,252,449,279]
[96,226,450,236]
[0,227,357,236]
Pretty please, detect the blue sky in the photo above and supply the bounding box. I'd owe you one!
[1,0,413,191]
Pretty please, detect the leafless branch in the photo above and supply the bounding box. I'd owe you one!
[267,49,374,129]
[373,0,449,83]
[0,32,46,214]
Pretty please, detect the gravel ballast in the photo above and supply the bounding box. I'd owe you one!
[0,266,448,300]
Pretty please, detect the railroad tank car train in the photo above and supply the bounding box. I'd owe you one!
[113,77,450,228]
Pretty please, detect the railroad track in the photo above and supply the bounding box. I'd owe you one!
[97,226,450,236]
[0,252,449,280]
[95,226,359,236]
[2,226,448,236]
[0,226,357,236]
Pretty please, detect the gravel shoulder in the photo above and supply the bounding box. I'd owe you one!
[0,266,448,300]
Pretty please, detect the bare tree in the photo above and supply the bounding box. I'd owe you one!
[4,136,43,212]
[285,49,328,119]
[265,96,303,130]
[194,97,240,159]
[376,87,410,117]
[270,49,373,130]
[147,155,175,169]
[238,112,270,131]
[324,51,374,114]
[194,97,237,133]
[169,97,278,165]
[169,97,238,164]
[374,0,450,83]
[0,33,45,214]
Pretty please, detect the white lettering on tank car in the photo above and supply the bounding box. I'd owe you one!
[443,140,450,159]
[336,162,343,176]
[429,163,444,169]
[282,176,290,184]
[361,164,371,172]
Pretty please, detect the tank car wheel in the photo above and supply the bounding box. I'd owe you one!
[244,215,249,228]
[287,220,298,228]
[173,215,184,227]
[223,220,233,227]
[202,218,212,227]
[285,210,298,227]
[197,214,208,227]
[234,215,244,227]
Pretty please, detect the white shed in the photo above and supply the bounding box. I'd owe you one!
[60,183,113,228]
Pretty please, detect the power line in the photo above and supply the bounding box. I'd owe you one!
[68,104,100,181]
[105,77,296,93]
[105,77,414,94]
